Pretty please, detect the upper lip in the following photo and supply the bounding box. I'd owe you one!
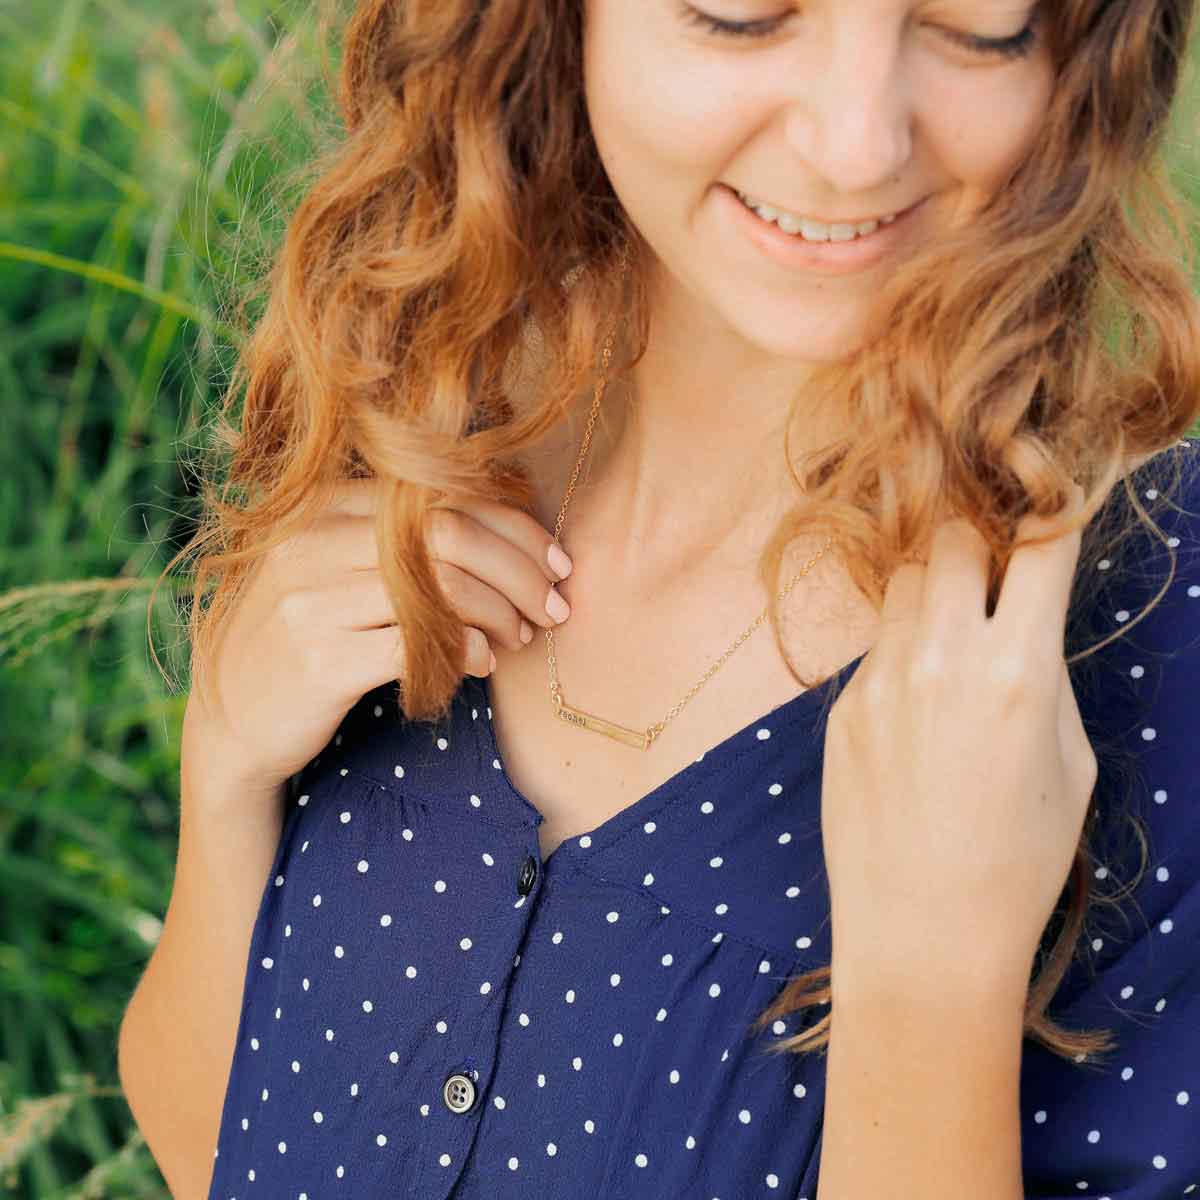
[731,186,924,225]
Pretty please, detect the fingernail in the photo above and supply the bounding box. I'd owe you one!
[489,649,497,672]
[547,542,573,579]
[519,620,534,644]
[545,586,571,624]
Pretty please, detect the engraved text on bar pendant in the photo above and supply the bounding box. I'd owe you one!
[555,701,650,750]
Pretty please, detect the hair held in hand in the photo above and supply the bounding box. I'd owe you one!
[151,0,1200,1069]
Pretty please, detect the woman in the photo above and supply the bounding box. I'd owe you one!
[118,1,1200,1197]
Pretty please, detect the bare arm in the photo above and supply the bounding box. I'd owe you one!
[117,739,287,1200]
[817,972,1027,1200]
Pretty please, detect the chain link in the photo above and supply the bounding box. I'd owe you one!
[545,250,834,748]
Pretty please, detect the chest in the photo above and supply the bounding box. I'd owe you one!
[486,558,878,864]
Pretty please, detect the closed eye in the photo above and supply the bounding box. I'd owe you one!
[678,4,1041,60]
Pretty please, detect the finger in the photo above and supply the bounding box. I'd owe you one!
[433,560,532,653]
[865,560,925,682]
[917,518,991,647]
[433,494,570,584]
[461,626,496,677]
[992,482,1087,656]
[425,506,566,632]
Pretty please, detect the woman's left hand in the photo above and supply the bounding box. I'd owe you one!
[820,483,1099,1003]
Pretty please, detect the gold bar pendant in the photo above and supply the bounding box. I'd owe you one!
[555,702,650,750]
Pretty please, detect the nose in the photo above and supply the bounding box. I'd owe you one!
[780,23,914,197]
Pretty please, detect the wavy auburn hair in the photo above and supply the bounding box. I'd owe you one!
[154,0,1200,1067]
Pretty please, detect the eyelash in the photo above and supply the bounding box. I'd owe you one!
[679,4,1040,60]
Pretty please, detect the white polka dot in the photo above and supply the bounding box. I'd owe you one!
[376,1134,387,1147]
[262,957,274,970]
[756,727,771,740]
[362,1000,373,1012]
[380,914,392,927]
[579,835,592,848]
[669,1068,680,1084]
[460,937,473,950]
[565,988,575,1003]
[606,911,620,923]
[357,859,369,873]
[1087,1130,1101,1144]
[738,1108,751,1124]
[393,765,404,779]
[643,821,656,834]
[507,1156,519,1170]
[482,852,493,865]
[1122,1067,1135,1080]
[767,1173,779,1189]
[584,1119,595,1133]
[339,811,351,824]
[708,983,721,998]
[572,1056,582,1070]
[1131,664,1145,678]
[1115,609,1130,622]
[278,1141,287,1153]
[434,879,447,893]
[759,959,771,973]
[1097,558,1111,570]
[1153,1155,1167,1169]
[312,894,321,907]
[634,1152,649,1167]
[439,1153,451,1166]
[1177,1091,1190,1105]
[661,953,673,966]
[1142,727,1157,741]
[613,1032,624,1046]
[1154,789,1168,804]
[436,736,449,750]
[405,965,417,978]
[480,980,491,994]
[1189,585,1200,598]
[547,1142,557,1156]
[1034,1110,1047,1124]
[494,1095,506,1109]
[700,800,714,813]
[685,1134,696,1149]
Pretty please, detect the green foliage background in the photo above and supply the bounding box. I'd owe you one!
[1,3,1199,1196]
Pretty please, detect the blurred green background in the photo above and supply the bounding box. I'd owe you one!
[1,3,1199,1196]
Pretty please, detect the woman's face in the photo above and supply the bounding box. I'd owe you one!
[582,0,1056,361]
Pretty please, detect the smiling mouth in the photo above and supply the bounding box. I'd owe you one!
[732,187,927,243]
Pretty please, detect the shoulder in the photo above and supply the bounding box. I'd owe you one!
[1018,440,1200,1196]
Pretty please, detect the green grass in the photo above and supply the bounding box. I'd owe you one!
[2,5,1200,1196]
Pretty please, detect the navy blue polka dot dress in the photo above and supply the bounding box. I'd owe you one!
[207,440,1200,1199]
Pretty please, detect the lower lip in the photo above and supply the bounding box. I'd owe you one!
[719,184,927,276]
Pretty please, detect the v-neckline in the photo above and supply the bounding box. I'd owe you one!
[475,651,867,871]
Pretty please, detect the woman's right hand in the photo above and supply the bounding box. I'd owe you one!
[181,477,574,796]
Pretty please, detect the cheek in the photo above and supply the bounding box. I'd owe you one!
[584,23,744,196]
[922,61,1056,189]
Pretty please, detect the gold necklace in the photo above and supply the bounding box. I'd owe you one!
[544,285,836,750]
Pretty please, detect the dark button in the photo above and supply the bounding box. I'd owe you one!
[516,853,538,896]
[442,1072,476,1114]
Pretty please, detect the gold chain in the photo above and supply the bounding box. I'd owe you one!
[545,254,835,750]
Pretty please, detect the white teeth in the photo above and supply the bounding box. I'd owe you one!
[735,190,897,242]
